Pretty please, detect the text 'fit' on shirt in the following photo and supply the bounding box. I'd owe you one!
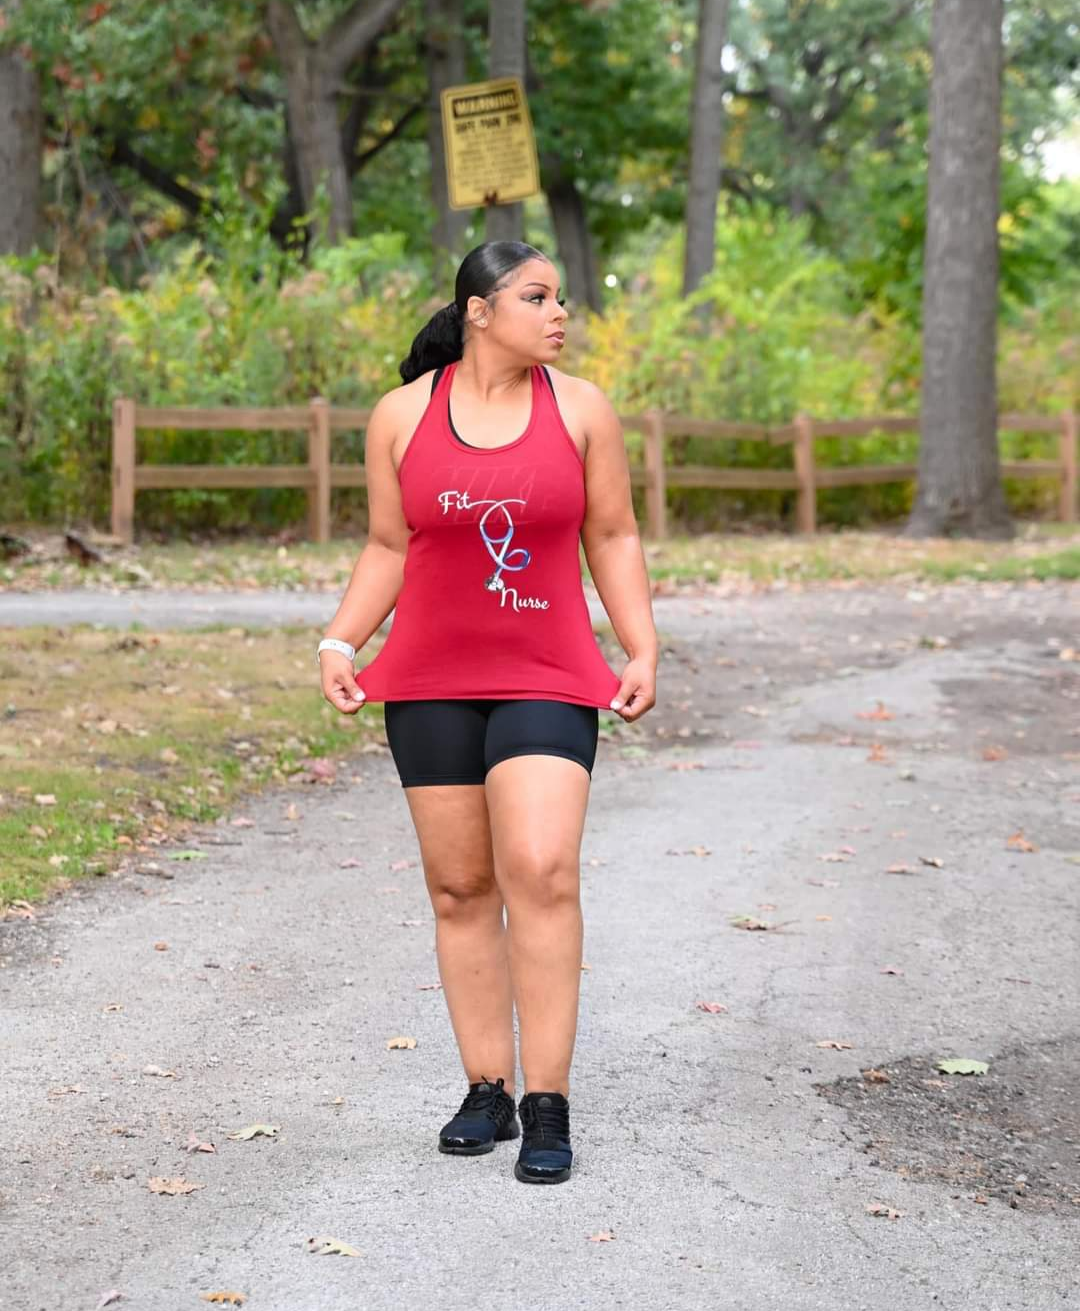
[354,360,622,707]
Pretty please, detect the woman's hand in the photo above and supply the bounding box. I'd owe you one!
[320,652,367,715]
[609,656,656,722]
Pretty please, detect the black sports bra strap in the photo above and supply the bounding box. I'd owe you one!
[430,365,446,397]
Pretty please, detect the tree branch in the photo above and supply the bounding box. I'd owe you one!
[321,0,409,79]
[103,135,219,219]
[349,101,424,175]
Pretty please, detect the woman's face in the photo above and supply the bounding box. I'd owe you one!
[467,259,569,361]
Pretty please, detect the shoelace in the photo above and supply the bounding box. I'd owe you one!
[520,1096,570,1143]
[456,1076,511,1119]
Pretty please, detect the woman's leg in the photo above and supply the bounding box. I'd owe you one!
[404,785,516,1093]
[483,702,597,1099]
[385,701,515,1094]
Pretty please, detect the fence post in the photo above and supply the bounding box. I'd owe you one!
[643,408,667,541]
[1059,410,1077,524]
[111,397,137,545]
[792,413,816,535]
[308,398,331,544]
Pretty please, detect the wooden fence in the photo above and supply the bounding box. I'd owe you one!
[111,397,1077,543]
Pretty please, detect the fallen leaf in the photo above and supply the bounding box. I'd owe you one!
[696,1001,728,1013]
[884,863,918,875]
[35,793,58,806]
[339,858,363,868]
[142,1064,178,1078]
[226,1123,281,1140]
[866,1202,903,1219]
[199,1295,246,1306]
[815,914,833,921]
[918,855,945,868]
[153,942,169,951]
[856,702,894,721]
[1005,830,1038,852]
[148,1176,204,1195]
[879,965,905,975]
[935,1058,989,1076]
[587,1230,617,1242]
[806,878,840,888]
[815,1039,854,1050]
[862,1068,891,1083]
[167,850,207,861]
[866,743,890,762]
[386,1035,417,1050]
[230,817,256,828]
[667,760,706,771]
[389,859,414,871]
[185,1131,216,1154]
[306,1235,361,1256]
[416,982,442,991]
[981,745,1008,761]
[96,1290,123,1308]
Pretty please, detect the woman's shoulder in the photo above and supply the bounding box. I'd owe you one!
[367,369,440,435]
[544,367,618,427]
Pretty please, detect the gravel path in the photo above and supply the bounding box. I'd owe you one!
[2,580,1078,1310]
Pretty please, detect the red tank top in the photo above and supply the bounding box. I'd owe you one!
[355,360,622,707]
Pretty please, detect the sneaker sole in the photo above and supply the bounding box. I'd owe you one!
[514,1161,571,1184]
[439,1120,520,1155]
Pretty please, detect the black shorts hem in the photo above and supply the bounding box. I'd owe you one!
[400,772,486,788]
[486,747,592,777]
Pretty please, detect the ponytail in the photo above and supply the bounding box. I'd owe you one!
[398,301,464,384]
[398,240,552,385]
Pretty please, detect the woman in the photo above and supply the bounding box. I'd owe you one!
[317,240,658,1185]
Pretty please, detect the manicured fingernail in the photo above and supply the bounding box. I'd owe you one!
[353,691,365,702]
[610,699,622,710]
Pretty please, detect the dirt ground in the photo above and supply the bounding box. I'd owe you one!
[816,1036,1080,1216]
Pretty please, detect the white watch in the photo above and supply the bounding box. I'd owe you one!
[316,637,356,665]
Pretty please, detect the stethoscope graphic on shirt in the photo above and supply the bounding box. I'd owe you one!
[478,499,531,592]
[435,491,532,592]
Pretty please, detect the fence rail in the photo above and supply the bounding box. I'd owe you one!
[111,397,1078,543]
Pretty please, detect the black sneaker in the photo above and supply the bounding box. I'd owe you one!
[438,1076,520,1155]
[514,1091,573,1184]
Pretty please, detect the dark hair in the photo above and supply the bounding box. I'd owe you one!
[398,240,551,384]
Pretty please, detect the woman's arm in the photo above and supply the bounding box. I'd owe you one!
[319,390,412,711]
[576,380,659,719]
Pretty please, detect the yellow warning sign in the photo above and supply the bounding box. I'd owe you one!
[440,77,541,210]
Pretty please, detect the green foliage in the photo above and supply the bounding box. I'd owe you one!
[0,193,433,530]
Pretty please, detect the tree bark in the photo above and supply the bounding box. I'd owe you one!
[683,0,730,297]
[425,0,469,278]
[0,2,42,256]
[485,0,525,243]
[906,0,1013,539]
[266,0,407,246]
[541,154,600,312]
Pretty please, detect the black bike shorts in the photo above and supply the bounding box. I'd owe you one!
[382,698,599,788]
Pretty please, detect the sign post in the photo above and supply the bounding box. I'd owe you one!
[440,76,540,210]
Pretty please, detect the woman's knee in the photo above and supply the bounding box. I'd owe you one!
[497,848,580,908]
[427,869,502,919]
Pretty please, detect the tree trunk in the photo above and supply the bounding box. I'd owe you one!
[425,0,469,278]
[266,0,407,246]
[906,0,1012,539]
[485,0,525,243]
[542,155,600,312]
[682,0,730,297]
[0,5,42,256]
